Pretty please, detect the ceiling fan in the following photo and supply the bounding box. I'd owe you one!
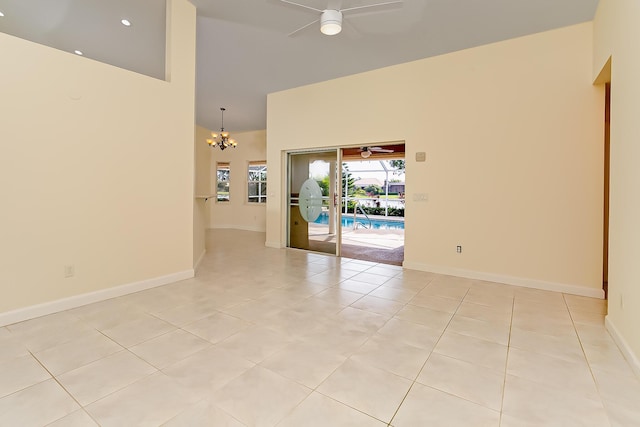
[361,146,394,158]
[279,0,404,37]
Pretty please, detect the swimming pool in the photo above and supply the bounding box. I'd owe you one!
[313,212,405,230]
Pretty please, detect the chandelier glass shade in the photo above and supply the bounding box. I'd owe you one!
[207,107,237,150]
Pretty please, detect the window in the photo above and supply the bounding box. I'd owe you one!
[216,162,230,202]
[247,161,267,203]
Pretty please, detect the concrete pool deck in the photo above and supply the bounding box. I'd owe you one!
[307,223,405,265]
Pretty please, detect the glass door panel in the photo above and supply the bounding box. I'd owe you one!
[288,150,340,255]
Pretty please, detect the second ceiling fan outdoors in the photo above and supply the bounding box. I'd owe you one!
[360,146,394,158]
[280,0,404,36]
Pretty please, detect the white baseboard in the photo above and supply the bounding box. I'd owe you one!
[208,225,266,233]
[402,261,605,299]
[605,316,640,381]
[0,270,194,327]
[194,249,206,270]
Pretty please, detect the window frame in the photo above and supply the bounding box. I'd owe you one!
[247,161,267,204]
[216,162,231,202]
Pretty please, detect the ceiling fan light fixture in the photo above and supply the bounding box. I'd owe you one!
[320,9,342,35]
[361,148,372,158]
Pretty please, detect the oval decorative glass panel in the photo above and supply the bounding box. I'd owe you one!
[298,178,323,222]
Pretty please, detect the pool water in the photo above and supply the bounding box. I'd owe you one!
[313,212,405,230]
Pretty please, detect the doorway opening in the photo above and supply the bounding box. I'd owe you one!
[286,144,405,266]
[340,144,405,265]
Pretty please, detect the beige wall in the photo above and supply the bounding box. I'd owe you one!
[193,126,211,266]
[203,129,268,232]
[0,0,196,316]
[267,23,604,296]
[593,0,640,372]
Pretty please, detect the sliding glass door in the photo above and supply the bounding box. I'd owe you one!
[287,150,341,256]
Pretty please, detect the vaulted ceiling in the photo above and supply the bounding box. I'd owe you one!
[0,0,599,132]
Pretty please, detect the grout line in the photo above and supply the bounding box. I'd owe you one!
[313,389,392,425]
[498,294,516,426]
[563,293,609,416]
[28,350,102,425]
[388,284,469,425]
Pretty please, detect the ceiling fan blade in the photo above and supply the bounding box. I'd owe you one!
[280,0,323,13]
[342,18,363,38]
[287,18,320,37]
[341,0,403,14]
[370,147,394,152]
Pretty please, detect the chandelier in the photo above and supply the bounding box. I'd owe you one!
[207,107,237,150]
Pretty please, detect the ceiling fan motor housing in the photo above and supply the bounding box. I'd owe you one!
[320,9,343,35]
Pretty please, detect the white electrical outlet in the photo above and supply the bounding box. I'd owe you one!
[456,245,462,253]
[413,193,428,202]
[64,265,75,278]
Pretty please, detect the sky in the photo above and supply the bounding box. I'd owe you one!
[310,160,405,183]
[346,160,405,183]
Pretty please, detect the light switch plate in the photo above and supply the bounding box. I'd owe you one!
[415,152,426,162]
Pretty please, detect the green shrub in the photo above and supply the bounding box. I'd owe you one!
[343,206,404,217]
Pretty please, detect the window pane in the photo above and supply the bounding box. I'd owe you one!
[247,162,267,203]
[216,163,230,202]
[248,182,259,196]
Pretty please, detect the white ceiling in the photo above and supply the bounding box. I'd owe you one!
[0,0,599,132]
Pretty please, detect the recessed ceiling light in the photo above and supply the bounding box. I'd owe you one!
[121,19,131,26]
[74,50,83,56]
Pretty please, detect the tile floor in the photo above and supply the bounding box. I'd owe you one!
[1,229,639,426]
